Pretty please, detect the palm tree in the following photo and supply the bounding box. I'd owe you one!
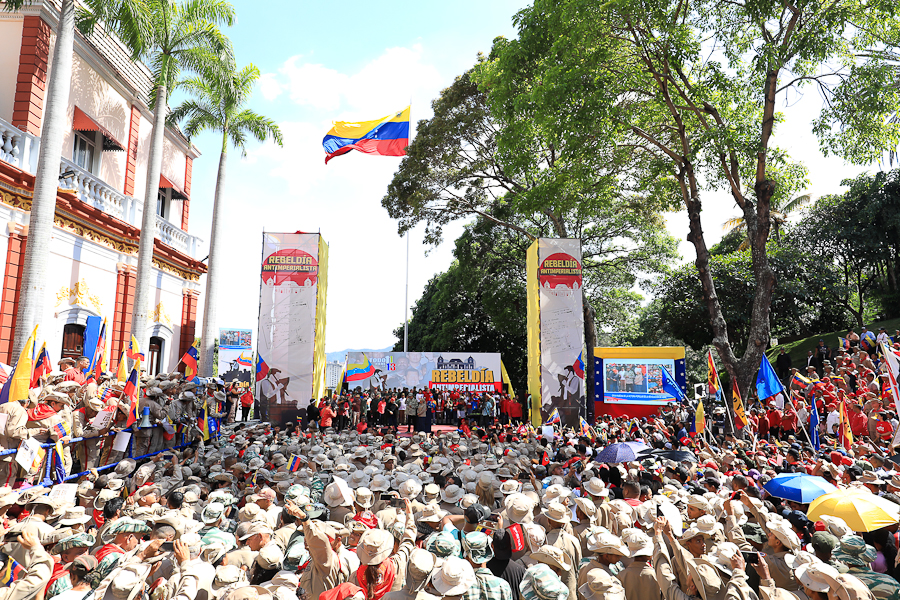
[88,0,235,355]
[723,192,813,249]
[7,0,147,356]
[170,61,282,376]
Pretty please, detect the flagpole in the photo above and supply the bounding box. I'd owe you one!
[404,231,409,353]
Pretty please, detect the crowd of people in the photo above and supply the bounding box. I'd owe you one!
[297,391,526,435]
[10,341,900,600]
[1,362,900,600]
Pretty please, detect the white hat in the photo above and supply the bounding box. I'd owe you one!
[430,557,477,596]
[357,529,395,566]
[796,562,839,593]
[354,487,375,509]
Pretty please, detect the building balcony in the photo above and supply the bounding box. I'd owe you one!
[0,116,202,259]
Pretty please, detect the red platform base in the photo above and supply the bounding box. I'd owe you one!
[594,402,661,420]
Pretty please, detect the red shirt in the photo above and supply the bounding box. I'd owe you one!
[63,367,85,384]
[320,406,335,428]
[240,391,254,408]
[767,409,783,428]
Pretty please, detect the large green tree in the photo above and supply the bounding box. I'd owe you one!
[170,60,282,376]
[796,170,900,325]
[383,68,678,420]
[483,0,900,400]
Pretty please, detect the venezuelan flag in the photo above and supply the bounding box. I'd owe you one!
[322,106,410,164]
[545,408,561,425]
[579,417,594,440]
[180,345,199,380]
[0,325,37,405]
[838,336,850,351]
[236,352,252,367]
[0,556,23,586]
[792,373,812,387]
[345,354,375,382]
[53,420,70,439]
[127,335,144,362]
[198,398,211,441]
[30,343,51,388]
[256,354,270,382]
[629,419,640,435]
[288,454,302,472]
[572,351,585,379]
[123,367,140,427]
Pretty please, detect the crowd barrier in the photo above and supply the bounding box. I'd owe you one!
[0,421,220,489]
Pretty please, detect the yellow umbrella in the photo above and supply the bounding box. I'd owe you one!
[807,488,900,532]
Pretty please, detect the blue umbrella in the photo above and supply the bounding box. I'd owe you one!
[594,443,639,464]
[763,473,838,504]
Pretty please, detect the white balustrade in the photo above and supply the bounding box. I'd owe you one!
[0,118,202,260]
[0,117,40,173]
[59,158,126,220]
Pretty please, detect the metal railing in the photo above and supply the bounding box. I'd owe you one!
[0,421,220,488]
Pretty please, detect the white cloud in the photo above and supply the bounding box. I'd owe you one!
[256,73,283,101]
[263,44,442,115]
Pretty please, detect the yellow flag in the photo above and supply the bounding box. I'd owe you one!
[3,325,38,404]
[116,348,128,382]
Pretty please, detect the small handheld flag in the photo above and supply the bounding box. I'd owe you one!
[123,367,140,428]
[707,351,722,400]
[0,325,38,406]
[256,354,270,382]
[180,345,199,380]
[288,454,302,472]
[579,417,594,440]
[86,319,107,382]
[545,408,561,425]
[838,336,850,351]
[839,400,854,450]
[31,343,50,388]
[809,398,820,451]
[126,335,144,362]
[732,381,748,429]
[0,556,23,586]
[198,398,212,441]
[572,351,585,379]
[690,400,706,436]
[116,348,128,383]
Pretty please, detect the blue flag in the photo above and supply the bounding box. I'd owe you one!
[756,355,785,402]
[809,402,820,451]
[660,366,687,402]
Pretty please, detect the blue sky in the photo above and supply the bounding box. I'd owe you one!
[182,0,876,355]
[183,0,532,353]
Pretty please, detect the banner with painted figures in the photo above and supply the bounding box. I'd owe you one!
[256,233,328,417]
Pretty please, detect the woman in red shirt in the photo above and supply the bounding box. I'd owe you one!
[320,402,336,429]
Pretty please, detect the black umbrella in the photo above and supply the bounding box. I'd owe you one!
[638,448,698,464]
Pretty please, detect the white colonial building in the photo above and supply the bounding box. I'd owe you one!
[0,1,206,371]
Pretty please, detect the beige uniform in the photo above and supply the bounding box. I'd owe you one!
[0,402,28,485]
[617,560,662,600]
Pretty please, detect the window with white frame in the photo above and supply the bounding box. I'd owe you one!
[73,131,97,172]
[157,188,169,219]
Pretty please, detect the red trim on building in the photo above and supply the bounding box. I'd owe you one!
[0,224,28,363]
[12,16,51,136]
[124,105,141,196]
[111,263,136,359]
[182,156,192,231]
[179,289,199,358]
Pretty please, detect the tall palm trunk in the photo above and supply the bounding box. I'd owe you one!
[131,85,167,355]
[199,135,228,376]
[13,0,76,355]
